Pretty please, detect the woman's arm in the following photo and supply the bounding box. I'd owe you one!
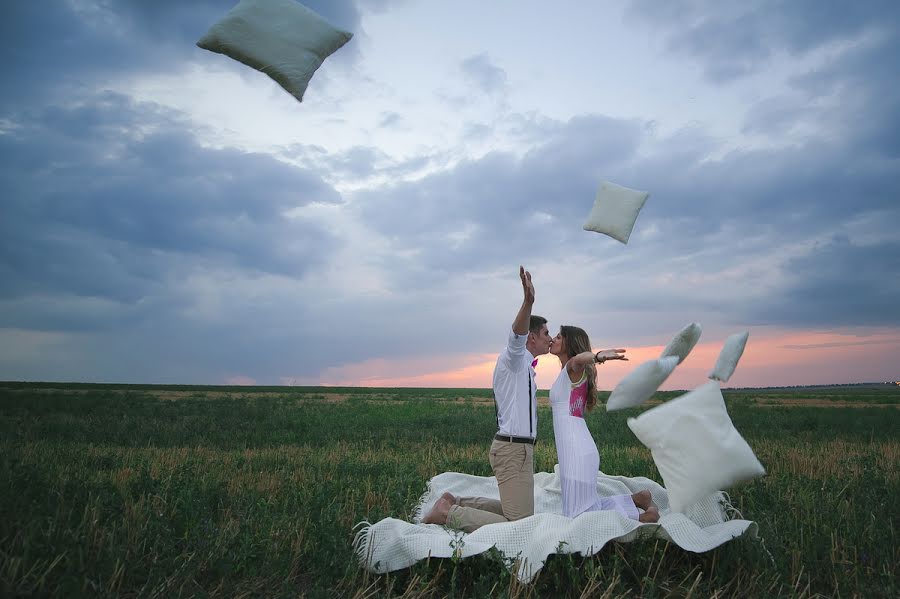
[566,349,628,381]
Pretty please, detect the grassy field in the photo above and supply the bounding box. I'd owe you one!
[1,382,897,597]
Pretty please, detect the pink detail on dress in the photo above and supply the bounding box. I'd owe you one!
[569,380,587,417]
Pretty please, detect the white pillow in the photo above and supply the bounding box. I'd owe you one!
[627,380,765,513]
[582,181,650,244]
[197,0,353,102]
[606,356,679,411]
[709,331,749,383]
[660,322,702,365]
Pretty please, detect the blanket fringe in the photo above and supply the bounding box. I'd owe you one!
[353,477,436,570]
[409,478,436,524]
[352,520,375,568]
[719,491,744,521]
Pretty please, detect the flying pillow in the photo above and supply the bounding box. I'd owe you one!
[709,331,749,383]
[606,356,679,411]
[197,0,353,102]
[582,181,650,244]
[627,380,765,513]
[660,322,702,365]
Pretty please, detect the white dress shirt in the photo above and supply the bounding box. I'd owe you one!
[492,327,537,438]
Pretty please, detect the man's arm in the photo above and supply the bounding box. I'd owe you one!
[511,265,535,336]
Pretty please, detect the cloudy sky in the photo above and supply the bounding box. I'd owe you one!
[1,0,898,389]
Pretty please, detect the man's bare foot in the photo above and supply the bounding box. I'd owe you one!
[440,491,458,506]
[422,498,452,525]
[639,506,660,524]
[632,489,653,511]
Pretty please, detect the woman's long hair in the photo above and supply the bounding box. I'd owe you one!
[560,325,598,411]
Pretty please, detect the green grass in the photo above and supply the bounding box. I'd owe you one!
[1,383,897,597]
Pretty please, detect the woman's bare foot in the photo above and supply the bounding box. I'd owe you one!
[422,498,452,525]
[440,491,458,506]
[639,506,659,524]
[632,489,653,511]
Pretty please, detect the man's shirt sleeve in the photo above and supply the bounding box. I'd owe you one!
[499,327,526,373]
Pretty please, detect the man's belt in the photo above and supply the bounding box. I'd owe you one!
[494,433,536,445]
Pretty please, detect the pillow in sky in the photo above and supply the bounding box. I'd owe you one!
[709,331,750,383]
[627,380,766,513]
[660,322,702,365]
[582,181,650,244]
[197,0,353,102]
[606,356,679,411]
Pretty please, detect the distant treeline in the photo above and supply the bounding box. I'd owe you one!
[0,380,897,395]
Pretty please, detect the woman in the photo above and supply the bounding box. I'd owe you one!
[549,325,659,522]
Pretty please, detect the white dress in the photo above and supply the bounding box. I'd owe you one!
[550,364,639,520]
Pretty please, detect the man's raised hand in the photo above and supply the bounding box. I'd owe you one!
[520,265,535,304]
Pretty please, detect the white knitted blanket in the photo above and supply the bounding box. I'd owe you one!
[354,467,757,583]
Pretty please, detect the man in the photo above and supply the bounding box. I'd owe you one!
[423,266,552,532]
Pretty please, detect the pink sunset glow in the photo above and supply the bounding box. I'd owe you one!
[299,329,900,390]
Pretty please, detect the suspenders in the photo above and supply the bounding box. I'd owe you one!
[493,389,499,427]
[494,363,535,439]
[527,369,533,437]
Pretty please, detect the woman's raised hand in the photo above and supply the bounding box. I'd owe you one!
[595,349,628,363]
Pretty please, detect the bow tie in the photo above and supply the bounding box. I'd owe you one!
[531,359,538,368]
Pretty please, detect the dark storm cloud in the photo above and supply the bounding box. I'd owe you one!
[623,0,900,243]
[108,0,363,39]
[351,85,900,327]
[238,8,900,372]
[626,0,900,83]
[0,92,342,332]
[0,0,405,381]
[781,338,900,350]
[0,0,366,111]
[355,114,645,275]
[1,0,898,384]
[749,237,900,327]
[739,29,900,163]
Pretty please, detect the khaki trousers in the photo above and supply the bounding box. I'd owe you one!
[446,439,534,533]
